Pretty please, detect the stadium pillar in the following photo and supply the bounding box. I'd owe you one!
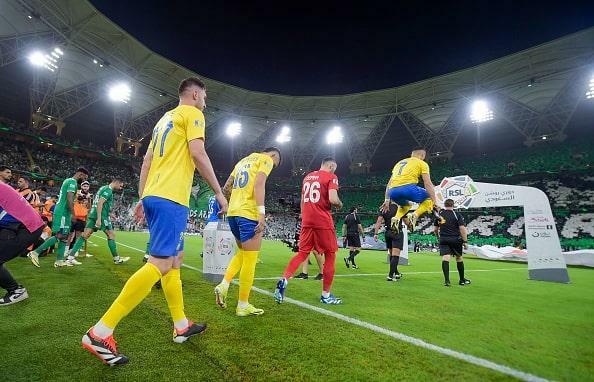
[349,160,371,174]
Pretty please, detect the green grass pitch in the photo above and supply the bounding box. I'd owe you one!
[1,231,593,381]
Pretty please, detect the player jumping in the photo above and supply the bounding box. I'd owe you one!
[380,148,438,233]
[81,77,228,365]
[68,178,130,264]
[274,157,344,304]
[214,147,281,317]
[28,167,89,268]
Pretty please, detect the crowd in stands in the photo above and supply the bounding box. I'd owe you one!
[2,115,593,250]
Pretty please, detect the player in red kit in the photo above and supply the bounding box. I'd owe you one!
[274,157,344,304]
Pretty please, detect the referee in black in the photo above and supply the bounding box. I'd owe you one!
[374,201,405,281]
[433,198,471,287]
[342,207,364,269]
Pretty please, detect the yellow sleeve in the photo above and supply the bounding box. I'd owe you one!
[258,155,274,177]
[185,107,205,142]
[420,160,430,175]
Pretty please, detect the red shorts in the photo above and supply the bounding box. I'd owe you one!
[299,227,338,255]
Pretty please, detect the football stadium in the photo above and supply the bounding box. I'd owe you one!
[1,1,593,381]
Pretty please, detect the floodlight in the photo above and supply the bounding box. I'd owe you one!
[28,51,45,66]
[586,75,594,99]
[28,47,64,72]
[108,83,131,103]
[226,122,242,137]
[542,136,547,140]
[326,125,344,145]
[470,100,494,123]
[276,126,291,143]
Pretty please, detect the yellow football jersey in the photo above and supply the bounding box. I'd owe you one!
[142,105,205,206]
[227,153,274,220]
[388,156,430,188]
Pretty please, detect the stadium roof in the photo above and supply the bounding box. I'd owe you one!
[1,0,593,174]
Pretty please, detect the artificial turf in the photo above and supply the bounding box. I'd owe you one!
[1,231,592,381]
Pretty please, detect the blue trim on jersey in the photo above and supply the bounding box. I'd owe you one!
[227,216,258,243]
[0,208,19,227]
[142,196,188,257]
[388,184,430,205]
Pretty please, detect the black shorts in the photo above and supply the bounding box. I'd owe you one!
[72,220,86,233]
[439,236,463,256]
[385,232,403,251]
[346,233,361,248]
[0,225,44,264]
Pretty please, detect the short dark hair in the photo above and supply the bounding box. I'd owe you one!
[19,175,30,183]
[262,146,282,166]
[0,165,10,172]
[76,167,89,176]
[178,77,206,95]
[112,178,123,183]
[322,157,336,165]
[349,207,357,213]
[444,198,455,207]
[412,147,427,153]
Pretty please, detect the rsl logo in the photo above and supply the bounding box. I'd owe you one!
[435,175,479,209]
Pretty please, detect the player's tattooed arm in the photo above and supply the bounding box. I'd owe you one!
[222,175,234,200]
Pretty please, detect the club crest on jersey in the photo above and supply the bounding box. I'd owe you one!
[435,175,479,209]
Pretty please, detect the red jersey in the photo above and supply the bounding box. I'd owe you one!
[300,170,339,230]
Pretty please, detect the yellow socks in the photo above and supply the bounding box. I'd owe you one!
[161,268,185,322]
[415,199,434,217]
[100,262,162,328]
[395,204,412,221]
[238,251,258,303]
[224,249,243,283]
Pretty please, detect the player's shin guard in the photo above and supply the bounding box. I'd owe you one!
[322,252,336,293]
[442,261,450,283]
[395,204,412,221]
[107,239,118,258]
[100,263,162,328]
[283,251,310,279]
[223,249,243,283]
[414,199,434,218]
[238,251,258,303]
[161,268,186,325]
[70,237,86,256]
[456,260,465,281]
[33,236,57,255]
[389,256,399,277]
[56,240,67,261]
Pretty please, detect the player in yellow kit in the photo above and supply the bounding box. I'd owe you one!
[380,148,438,233]
[214,148,281,317]
[81,77,228,366]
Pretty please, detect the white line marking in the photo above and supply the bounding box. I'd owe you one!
[253,268,525,281]
[105,236,549,382]
[250,286,549,382]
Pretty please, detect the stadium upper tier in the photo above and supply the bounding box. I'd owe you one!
[1,1,593,172]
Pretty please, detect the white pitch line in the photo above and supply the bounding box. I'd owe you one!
[105,237,549,382]
[253,268,525,281]
[250,285,549,382]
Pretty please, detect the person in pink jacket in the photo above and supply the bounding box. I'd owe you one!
[0,182,45,306]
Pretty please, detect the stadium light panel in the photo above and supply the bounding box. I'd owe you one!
[326,126,344,145]
[470,100,494,123]
[226,122,242,137]
[28,47,64,72]
[108,83,131,103]
[586,75,594,99]
[276,126,291,143]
